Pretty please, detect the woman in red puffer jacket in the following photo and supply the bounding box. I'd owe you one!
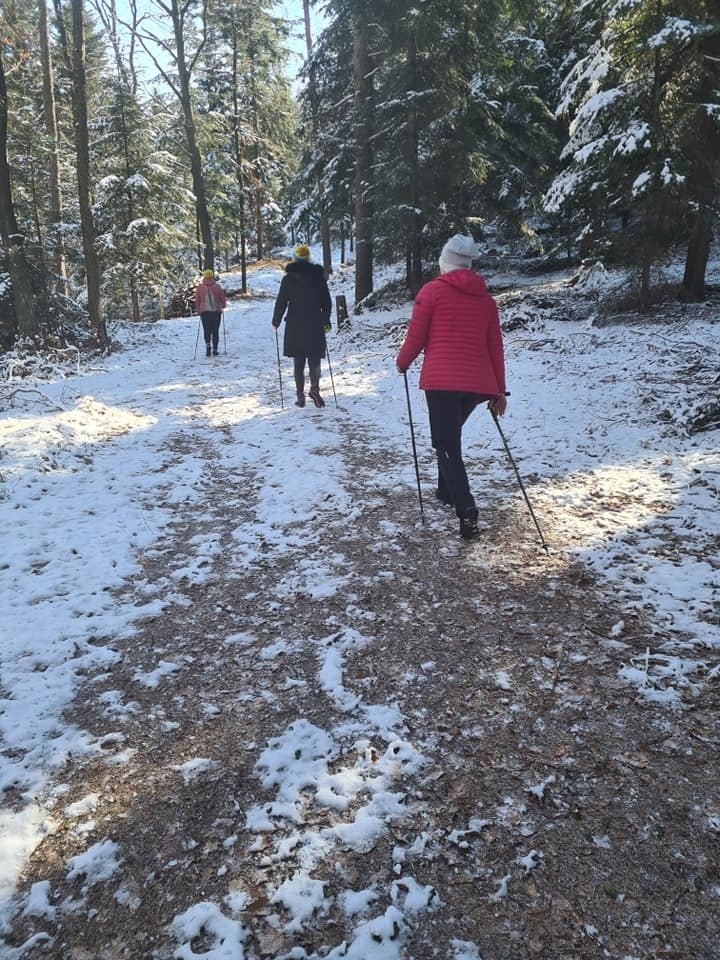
[396,234,507,540]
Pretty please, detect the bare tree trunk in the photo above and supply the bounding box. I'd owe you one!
[249,53,264,261]
[231,19,248,293]
[38,0,68,296]
[303,0,332,278]
[683,207,714,300]
[0,51,36,345]
[93,0,144,319]
[175,26,214,270]
[352,9,373,305]
[70,0,108,346]
[682,29,720,301]
[407,21,422,296]
[133,0,214,270]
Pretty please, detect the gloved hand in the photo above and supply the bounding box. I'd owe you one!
[272,322,280,330]
[324,324,331,334]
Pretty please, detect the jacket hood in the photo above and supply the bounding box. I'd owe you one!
[437,268,488,297]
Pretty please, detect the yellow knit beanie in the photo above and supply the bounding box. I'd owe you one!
[293,244,311,261]
[202,269,214,279]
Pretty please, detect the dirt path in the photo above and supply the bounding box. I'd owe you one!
[4,341,719,960]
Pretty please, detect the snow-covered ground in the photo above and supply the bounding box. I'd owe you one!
[0,250,718,956]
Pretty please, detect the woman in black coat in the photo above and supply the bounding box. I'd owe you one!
[272,245,332,407]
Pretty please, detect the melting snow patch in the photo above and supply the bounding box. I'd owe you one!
[66,839,121,888]
[341,887,379,916]
[452,940,484,960]
[270,873,328,933]
[170,901,248,960]
[172,758,219,784]
[526,773,556,800]
[518,849,544,873]
[325,905,406,959]
[133,659,180,687]
[21,881,55,920]
[489,874,512,902]
[391,876,439,913]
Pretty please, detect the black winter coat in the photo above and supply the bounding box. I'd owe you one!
[272,261,332,358]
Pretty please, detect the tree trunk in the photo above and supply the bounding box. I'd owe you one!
[181,90,213,270]
[682,28,720,301]
[231,20,248,293]
[640,253,651,311]
[0,51,36,345]
[303,0,332,278]
[352,9,373,305]
[407,21,422,296]
[171,0,214,270]
[39,0,68,295]
[249,57,264,261]
[119,97,141,322]
[130,0,213,269]
[682,206,713,301]
[255,194,264,260]
[71,0,108,347]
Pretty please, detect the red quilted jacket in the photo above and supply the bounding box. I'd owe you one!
[396,269,506,395]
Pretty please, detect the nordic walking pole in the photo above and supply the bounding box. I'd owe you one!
[274,327,284,409]
[193,317,201,359]
[402,371,425,522]
[325,339,338,408]
[490,406,549,553]
[222,311,227,355]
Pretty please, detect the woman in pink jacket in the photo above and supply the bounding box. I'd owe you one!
[396,234,507,540]
[195,270,227,357]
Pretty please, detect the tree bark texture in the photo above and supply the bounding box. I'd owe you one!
[171,0,214,270]
[406,22,422,297]
[352,9,373,305]
[682,29,720,301]
[231,20,248,293]
[38,0,68,296]
[303,0,332,278]
[0,50,37,344]
[69,0,108,346]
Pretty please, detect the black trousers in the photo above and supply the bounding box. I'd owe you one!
[201,311,221,350]
[293,356,321,394]
[425,390,492,517]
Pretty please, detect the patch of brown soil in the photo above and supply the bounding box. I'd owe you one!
[5,414,719,960]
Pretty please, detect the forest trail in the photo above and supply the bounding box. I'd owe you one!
[2,287,719,960]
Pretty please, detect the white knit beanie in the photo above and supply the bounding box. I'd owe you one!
[439,234,478,272]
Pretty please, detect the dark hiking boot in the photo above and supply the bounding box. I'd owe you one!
[459,507,480,540]
[213,349,219,356]
[308,384,325,408]
[205,345,212,357]
[295,393,306,408]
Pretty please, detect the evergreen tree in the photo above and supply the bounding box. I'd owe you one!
[679,5,720,299]
[93,85,191,320]
[291,14,355,265]
[134,0,216,271]
[0,45,37,342]
[197,0,296,271]
[301,0,560,300]
[546,0,719,304]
